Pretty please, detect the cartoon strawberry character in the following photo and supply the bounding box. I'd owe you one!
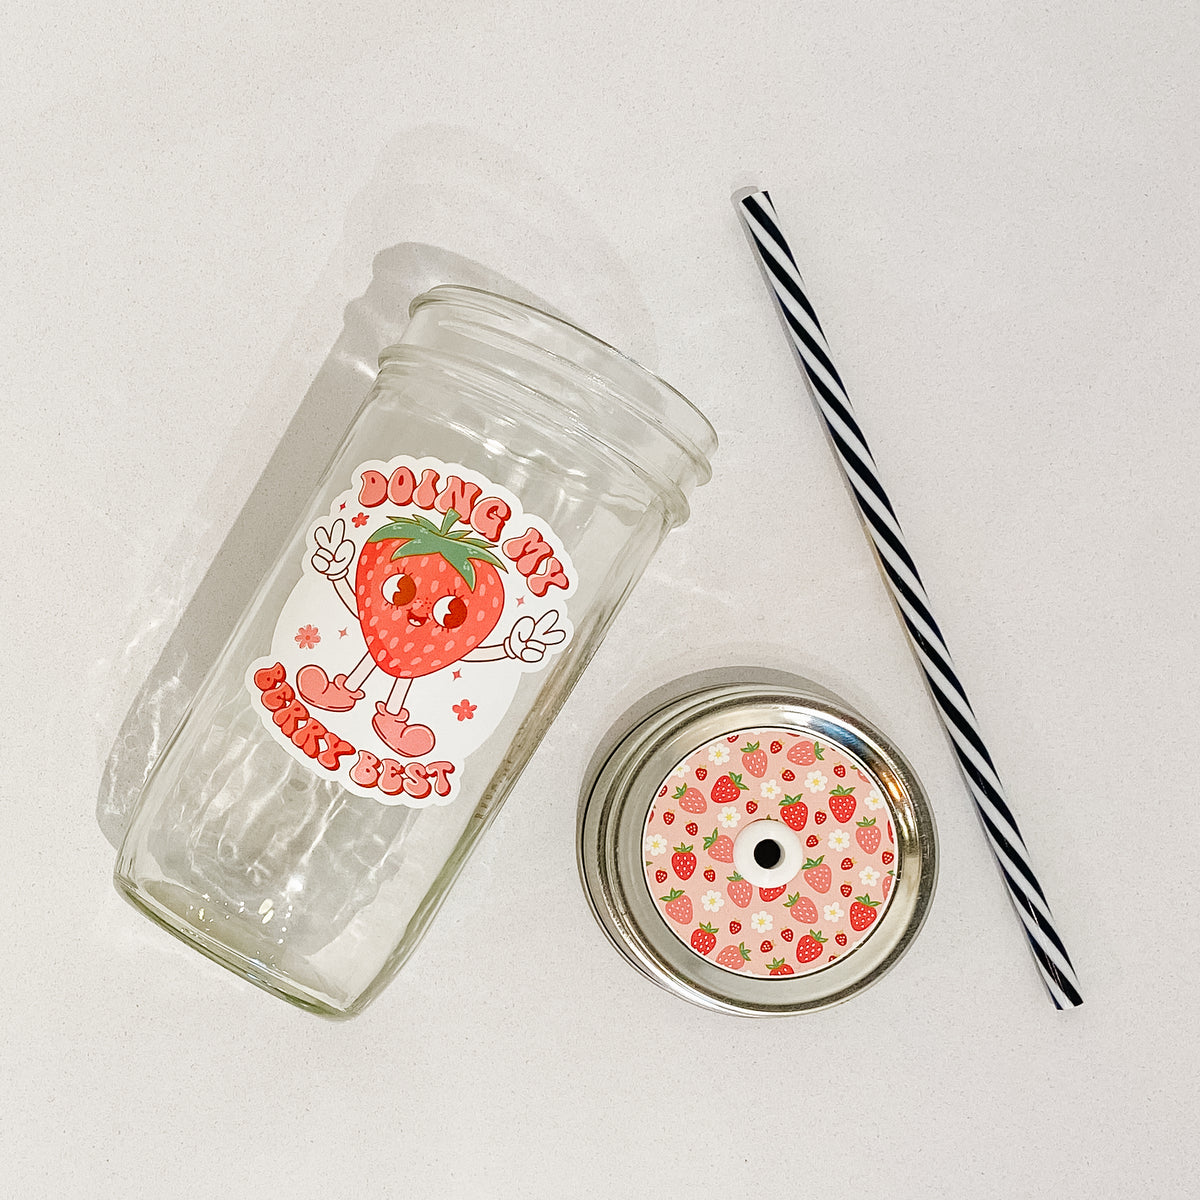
[729,920,742,935]
[781,769,795,782]
[759,885,787,902]
[703,827,734,863]
[835,931,848,946]
[787,892,819,925]
[760,939,773,954]
[787,739,823,766]
[661,889,692,924]
[703,867,716,883]
[745,801,758,815]
[883,871,894,898]
[882,850,895,866]
[741,741,768,778]
[770,740,784,754]
[726,873,753,907]
[828,785,856,823]
[802,856,831,893]
[778,794,808,830]
[856,816,881,854]
[840,883,853,898]
[673,784,707,814]
[850,895,881,931]
[780,927,795,943]
[814,811,827,826]
[299,512,566,755]
[767,957,795,975]
[695,767,707,781]
[654,869,668,884]
[806,834,819,848]
[711,772,748,805]
[691,923,718,955]
[833,764,846,778]
[662,811,675,825]
[716,943,751,970]
[796,930,827,963]
[685,821,698,837]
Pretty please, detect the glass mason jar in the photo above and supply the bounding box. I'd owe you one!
[115,286,716,1017]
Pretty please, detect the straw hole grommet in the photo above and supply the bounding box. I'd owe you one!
[732,819,803,889]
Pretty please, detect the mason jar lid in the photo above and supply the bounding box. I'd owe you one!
[577,669,937,1015]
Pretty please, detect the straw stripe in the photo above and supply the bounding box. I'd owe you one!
[738,188,1082,1009]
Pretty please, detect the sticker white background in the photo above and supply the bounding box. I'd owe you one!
[247,454,575,806]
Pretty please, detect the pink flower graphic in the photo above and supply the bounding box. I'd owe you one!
[351,511,369,528]
[452,699,477,722]
[295,624,321,650]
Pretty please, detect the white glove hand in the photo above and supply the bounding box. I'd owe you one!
[504,609,568,663]
[311,519,356,581]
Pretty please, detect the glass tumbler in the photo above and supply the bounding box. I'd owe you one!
[115,285,717,1016]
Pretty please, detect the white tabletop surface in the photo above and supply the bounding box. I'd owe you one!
[3,3,1197,1196]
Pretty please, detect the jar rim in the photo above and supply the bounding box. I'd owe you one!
[401,284,718,470]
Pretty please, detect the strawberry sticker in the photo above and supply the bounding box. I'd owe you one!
[247,454,574,806]
[711,772,748,805]
[715,943,751,970]
[796,930,827,963]
[778,794,808,830]
[850,895,881,931]
[661,889,693,924]
[740,741,768,777]
[829,786,856,823]
[787,892,819,925]
[703,828,734,863]
[787,739,823,766]
[856,817,881,854]
[674,784,707,814]
[726,873,753,907]
[671,844,697,881]
[642,725,901,978]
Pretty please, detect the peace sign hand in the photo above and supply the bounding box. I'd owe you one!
[504,608,568,663]
[311,519,356,581]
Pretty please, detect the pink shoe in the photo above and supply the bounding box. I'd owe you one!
[296,665,365,712]
[371,704,436,757]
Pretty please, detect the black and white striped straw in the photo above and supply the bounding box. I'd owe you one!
[737,187,1082,1009]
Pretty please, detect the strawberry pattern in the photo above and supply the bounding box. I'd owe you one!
[643,727,899,977]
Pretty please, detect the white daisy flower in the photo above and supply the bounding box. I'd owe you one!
[866,789,885,811]
[750,910,773,933]
[708,745,731,765]
[701,890,725,913]
[823,902,844,922]
[828,828,851,851]
[645,833,669,856]
[859,866,880,887]
[805,770,828,792]
[717,805,741,830]
[760,779,782,800]
[670,762,689,779]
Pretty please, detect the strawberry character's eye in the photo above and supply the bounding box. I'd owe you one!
[381,573,417,606]
[432,595,468,629]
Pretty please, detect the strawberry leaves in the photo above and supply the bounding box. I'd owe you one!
[367,508,506,590]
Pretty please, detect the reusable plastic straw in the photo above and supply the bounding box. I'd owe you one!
[737,187,1082,1009]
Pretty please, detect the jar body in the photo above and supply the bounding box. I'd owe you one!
[115,287,715,1016]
